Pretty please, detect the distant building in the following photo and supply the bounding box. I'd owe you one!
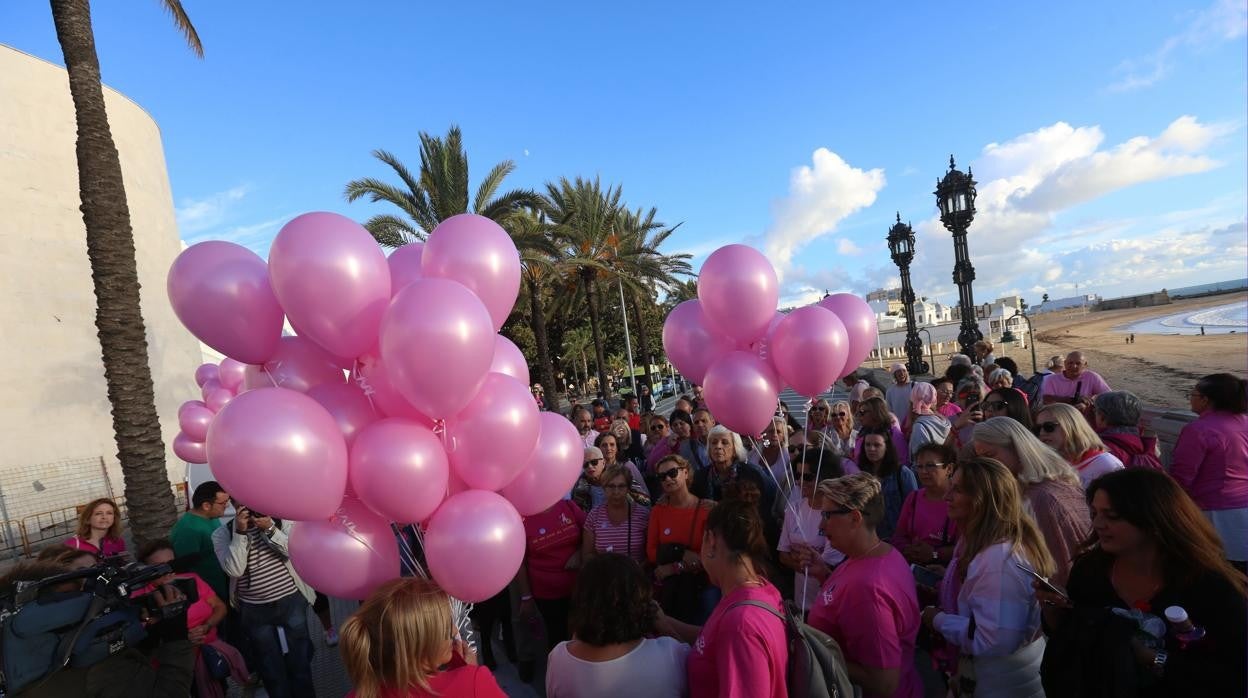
[1097,290,1171,312]
[1033,294,1100,314]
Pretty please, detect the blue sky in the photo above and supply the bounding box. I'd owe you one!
[4,0,1246,306]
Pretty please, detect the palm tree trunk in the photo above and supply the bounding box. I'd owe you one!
[629,289,652,386]
[582,273,610,399]
[525,278,559,410]
[51,0,175,546]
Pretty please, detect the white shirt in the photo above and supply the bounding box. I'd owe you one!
[546,636,689,698]
[778,496,845,614]
[1073,451,1124,489]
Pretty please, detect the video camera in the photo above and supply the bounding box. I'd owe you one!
[0,554,197,695]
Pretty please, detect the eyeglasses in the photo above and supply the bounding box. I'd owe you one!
[1035,421,1060,434]
[983,400,1009,411]
[603,483,629,491]
[914,462,948,470]
[583,458,603,468]
[793,471,818,482]
[658,467,684,480]
[820,508,853,520]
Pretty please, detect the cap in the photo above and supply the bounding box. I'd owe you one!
[891,363,907,373]
[584,446,604,462]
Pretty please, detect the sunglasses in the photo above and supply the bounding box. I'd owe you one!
[603,483,629,491]
[820,508,853,520]
[1035,421,1060,434]
[983,400,1009,411]
[658,467,684,480]
[583,458,603,468]
[792,471,818,482]
[831,411,848,418]
[650,423,668,431]
[809,407,827,413]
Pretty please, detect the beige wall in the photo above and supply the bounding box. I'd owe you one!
[0,45,203,521]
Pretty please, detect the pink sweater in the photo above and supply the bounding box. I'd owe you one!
[1170,411,1248,511]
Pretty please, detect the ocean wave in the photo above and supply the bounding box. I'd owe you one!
[1118,300,1247,335]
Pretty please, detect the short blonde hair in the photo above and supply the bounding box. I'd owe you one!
[75,498,121,540]
[1036,403,1106,461]
[815,472,885,526]
[340,578,454,697]
[609,419,633,449]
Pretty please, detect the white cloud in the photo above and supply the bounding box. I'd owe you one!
[763,148,885,276]
[1109,0,1247,91]
[175,185,249,233]
[837,238,863,255]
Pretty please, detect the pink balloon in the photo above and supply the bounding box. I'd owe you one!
[489,335,530,385]
[260,335,346,393]
[200,378,223,401]
[703,351,781,436]
[446,469,470,499]
[349,419,449,524]
[289,497,400,600]
[697,244,779,344]
[770,305,849,397]
[194,363,219,388]
[446,373,540,491]
[205,388,234,413]
[217,358,247,391]
[178,402,215,441]
[501,413,584,516]
[818,293,879,377]
[178,402,212,439]
[422,214,521,332]
[387,242,424,297]
[173,431,207,463]
[355,352,433,424]
[424,490,525,602]
[380,278,494,419]
[268,212,391,359]
[206,387,348,521]
[168,241,284,364]
[306,382,380,448]
[662,300,733,385]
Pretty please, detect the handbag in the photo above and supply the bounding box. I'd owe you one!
[655,502,706,623]
[200,643,231,681]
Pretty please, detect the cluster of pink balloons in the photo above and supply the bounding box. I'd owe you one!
[173,359,248,464]
[662,244,878,435]
[167,212,584,602]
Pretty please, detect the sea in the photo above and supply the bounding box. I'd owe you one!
[1118,299,1248,336]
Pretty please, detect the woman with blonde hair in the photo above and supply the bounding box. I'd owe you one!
[1034,402,1123,488]
[342,577,506,698]
[824,400,858,459]
[64,497,125,558]
[972,416,1089,585]
[921,457,1054,697]
[805,398,833,435]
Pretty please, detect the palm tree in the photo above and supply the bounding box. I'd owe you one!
[613,207,691,383]
[666,279,699,306]
[503,210,562,404]
[344,125,541,246]
[543,177,622,398]
[562,325,594,397]
[48,0,202,545]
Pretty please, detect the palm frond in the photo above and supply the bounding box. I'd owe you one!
[159,0,203,57]
[362,214,423,248]
[473,160,516,213]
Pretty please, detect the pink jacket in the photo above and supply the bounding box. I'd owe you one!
[65,535,126,558]
[1170,411,1248,511]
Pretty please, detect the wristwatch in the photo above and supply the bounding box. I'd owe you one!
[931,550,940,561]
[1152,650,1168,675]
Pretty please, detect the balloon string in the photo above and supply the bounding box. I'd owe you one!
[263,363,281,388]
[351,361,381,415]
[432,419,454,453]
[392,522,427,579]
[332,508,389,567]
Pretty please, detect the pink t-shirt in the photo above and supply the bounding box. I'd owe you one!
[807,548,923,698]
[1041,370,1110,399]
[892,490,958,549]
[523,500,586,599]
[688,582,788,698]
[584,503,649,562]
[937,403,962,419]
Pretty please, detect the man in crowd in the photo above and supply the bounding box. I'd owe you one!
[1041,350,1111,411]
[170,481,231,602]
[680,407,715,471]
[691,384,705,410]
[885,363,914,421]
[638,383,654,413]
[623,395,642,431]
[571,406,598,448]
[213,504,315,698]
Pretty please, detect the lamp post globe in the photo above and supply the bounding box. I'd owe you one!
[887,213,928,376]
[935,155,983,357]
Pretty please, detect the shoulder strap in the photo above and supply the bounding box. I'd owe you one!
[728,599,786,622]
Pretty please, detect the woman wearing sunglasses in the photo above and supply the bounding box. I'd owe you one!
[778,448,846,615]
[1034,403,1123,489]
[979,387,1033,431]
[822,400,858,460]
[806,398,833,436]
[647,409,691,473]
[811,473,923,698]
[854,397,909,467]
[647,454,713,624]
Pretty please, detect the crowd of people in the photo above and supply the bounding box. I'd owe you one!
[3,353,1244,697]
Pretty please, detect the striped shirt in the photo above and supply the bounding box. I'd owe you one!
[236,528,298,604]
[585,503,649,563]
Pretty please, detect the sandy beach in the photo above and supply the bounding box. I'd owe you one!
[1020,292,1248,410]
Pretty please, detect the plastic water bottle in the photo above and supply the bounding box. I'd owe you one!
[1164,606,1206,649]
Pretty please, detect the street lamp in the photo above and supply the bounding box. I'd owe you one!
[935,155,983,357]
[918,327,936,376]
[886,213,929,375]
[1000,309,1038,375]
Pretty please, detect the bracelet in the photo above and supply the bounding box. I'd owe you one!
[520,594,533,601]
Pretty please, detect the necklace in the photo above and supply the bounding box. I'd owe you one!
[854,539,887,559]
[1111,557,1162,611]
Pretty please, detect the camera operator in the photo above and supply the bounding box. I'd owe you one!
[211,504,315,698]
[2,560,195,697]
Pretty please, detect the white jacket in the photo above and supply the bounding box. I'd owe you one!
[211,520,316,608]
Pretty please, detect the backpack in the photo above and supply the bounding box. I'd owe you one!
[1015,373,1045,408]
[729,599,855,698]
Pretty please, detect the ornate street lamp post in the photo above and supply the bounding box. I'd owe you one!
[935,155,983,357]
[886,214,929,375]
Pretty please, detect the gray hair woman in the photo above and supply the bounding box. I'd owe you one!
[1092,391,1160,469]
